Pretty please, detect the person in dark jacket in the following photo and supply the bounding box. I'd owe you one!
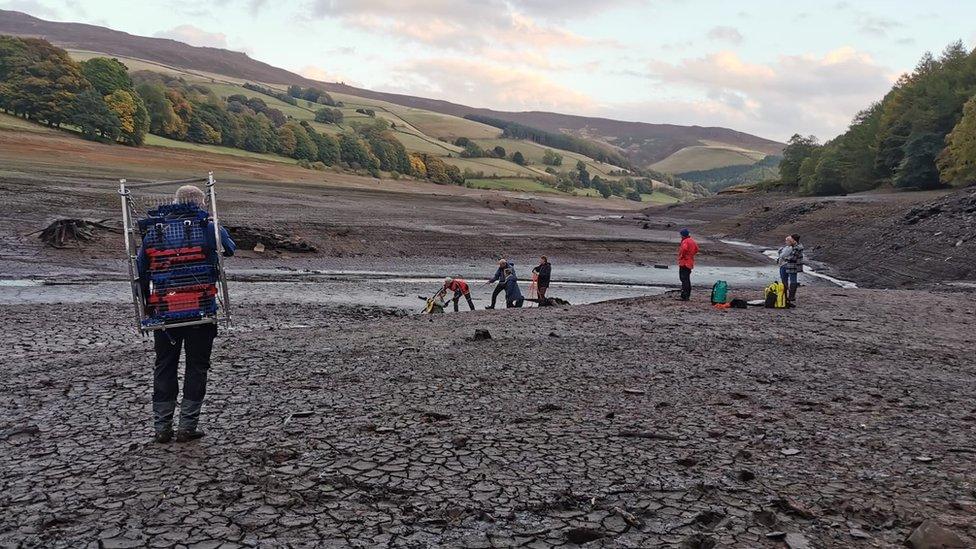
[137,185,235,444]
[783,233,804,306]
[532,256,551,303]
[484,258,515,309]
[504,268,524,308]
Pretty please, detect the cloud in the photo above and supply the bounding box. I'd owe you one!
[154,24,228,49]
[644,47,895,140]
[0,0,59,19]
[386,57,594,112]
[307,0,628,56]
[298,64,356,85]
[857,14,901,37]
[707,26,743,45]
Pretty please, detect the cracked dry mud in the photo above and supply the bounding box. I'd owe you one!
[2,289,976,548]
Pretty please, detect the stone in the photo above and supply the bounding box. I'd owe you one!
[472,329,491,341]
[906,520,969,549]
[785,533,812,549]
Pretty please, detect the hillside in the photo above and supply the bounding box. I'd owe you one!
[0,9,782,174]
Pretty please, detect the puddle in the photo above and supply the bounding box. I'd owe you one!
[566,215,624,221]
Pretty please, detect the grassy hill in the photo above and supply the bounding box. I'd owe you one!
[0,8,781,177]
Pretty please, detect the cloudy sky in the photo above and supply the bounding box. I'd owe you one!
[4,0,976,141]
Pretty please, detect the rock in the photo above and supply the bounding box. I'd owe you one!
[780,448,801,456]
[472,329,491,341]
[737,469,756,482]
[253,242,265,253]
[785,533,812,549]
[850,528,870,539]
[775,497,816,519]
[906,520,970,549]
[765,531,786,539]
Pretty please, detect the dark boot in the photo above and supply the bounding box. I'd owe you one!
[153,401,176,443]
[176,399,205,442]
[787,284,798,307]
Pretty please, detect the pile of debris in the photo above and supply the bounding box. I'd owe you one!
[903,188,976,225]
[38,219,120,248]
[225,226,318,253]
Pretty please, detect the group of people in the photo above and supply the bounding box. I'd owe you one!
[438,256,552,312]
[141,186,807,444]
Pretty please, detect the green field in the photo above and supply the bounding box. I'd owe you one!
[473,138,621,178]
[0,112,62,133]
[641,192,681,204]
[444,157,540,178]
[650,145,766,173]
[144,134,297,164]
[465,178,561,193]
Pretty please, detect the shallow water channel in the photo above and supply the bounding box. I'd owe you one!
[1,260,835,312]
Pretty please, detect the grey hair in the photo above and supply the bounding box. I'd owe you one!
[174,185,206,207]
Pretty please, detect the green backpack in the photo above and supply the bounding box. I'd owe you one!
[711,280,728,304]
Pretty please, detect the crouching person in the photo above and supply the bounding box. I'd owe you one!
[504,269,524,308]
[444,277,475,311]
[139,185,236,443]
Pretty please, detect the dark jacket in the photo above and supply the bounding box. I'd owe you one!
[488,262,516,284]
[504,273,523,301]
[532,262,551,286]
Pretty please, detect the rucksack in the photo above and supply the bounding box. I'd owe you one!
[764,281,787,309]
[730,298,748,309]
[711,280,729,304]
[138,203,219,327]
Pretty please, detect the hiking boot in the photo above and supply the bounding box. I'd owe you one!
[153,401,177,442]
[154,426,174,444]
[175,428,205,443]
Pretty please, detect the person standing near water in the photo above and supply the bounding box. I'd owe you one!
[532,256,551,304]
[484,258,515,309]
[783,234,804,306]
[504,268,524,308]
[443,277,475,312]
[677,228,699,301]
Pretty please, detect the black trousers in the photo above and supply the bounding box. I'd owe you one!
[452,291,475,311]
[679,267,692,300]
[490,283,506,307]
[152,323,217,403]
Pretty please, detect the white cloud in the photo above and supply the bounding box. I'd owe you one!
[643,47,895,140]
[298,65,357,86]
[386,57,594,111]
[707,26,743,45]
[154,24,228,49]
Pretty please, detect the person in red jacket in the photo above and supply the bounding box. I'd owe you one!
[443,277,475,312]
[677,228,699,301]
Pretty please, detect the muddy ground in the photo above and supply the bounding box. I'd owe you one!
[2,290,975,548]
[641,188,976,289]
[3,127,976,547]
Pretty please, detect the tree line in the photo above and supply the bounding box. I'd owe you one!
[780,41,976,195]
[463,114,632,169]
[0,36,464,185]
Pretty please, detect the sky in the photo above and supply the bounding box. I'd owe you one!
[4,0,976,142]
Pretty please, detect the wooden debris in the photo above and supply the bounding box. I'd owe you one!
[38,219,120,248]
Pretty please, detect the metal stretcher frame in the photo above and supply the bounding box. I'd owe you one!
[119,172,233,333]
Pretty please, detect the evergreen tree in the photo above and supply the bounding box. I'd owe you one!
[69,88,120,140]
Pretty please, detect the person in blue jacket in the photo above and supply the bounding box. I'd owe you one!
[484,258,515,309]
[138,185,236,444]
[504,268,524,308]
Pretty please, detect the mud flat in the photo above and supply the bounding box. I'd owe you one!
[2,288,976,547]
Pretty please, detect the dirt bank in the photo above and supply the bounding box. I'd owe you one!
[1,288,974,547]
[642,188,976,288]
